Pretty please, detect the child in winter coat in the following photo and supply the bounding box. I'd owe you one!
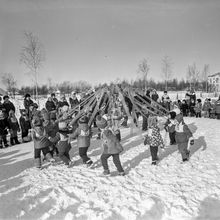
[0,109,9,148]
[194,99,202,118]
[8,110,20,145]
[44,112,59,157]
[70,116,93,167]
[54,121,73,167]
[19,109,32,142]
[96,115,125,176]
[181,100,188,117]
[174,113,194,162]
[202,98,212,118]
[31,116,54,169]
[144,116,164,165]
[110,104,122,141]
[164,111,177,145]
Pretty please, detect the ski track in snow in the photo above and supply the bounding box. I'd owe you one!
[0,117,220,220]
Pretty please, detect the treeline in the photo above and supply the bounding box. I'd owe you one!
[96,78,211,92]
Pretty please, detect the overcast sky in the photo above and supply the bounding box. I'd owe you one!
[0,0,220,88]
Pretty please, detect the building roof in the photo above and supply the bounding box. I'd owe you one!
[208,72,220,77]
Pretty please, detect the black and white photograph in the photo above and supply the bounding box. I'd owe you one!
[0,0,220,219]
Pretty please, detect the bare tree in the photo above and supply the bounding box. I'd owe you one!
[1,73,17,97]
[161,56,172,91]
[201,64,210,92]
[20,31,45,100]
[137,58,150,91]
[187,63,200,90]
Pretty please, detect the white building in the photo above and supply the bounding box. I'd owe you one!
[208,72,220,92]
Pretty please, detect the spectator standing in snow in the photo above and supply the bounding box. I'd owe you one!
[45,96,56,113]
[19,109,32,142]
[214,96,220,119]
[2,95,15,117]
[24,94,34,117]
[144,116,164,165]
[8,110,20,146]
[194,99,202,118]
[161,91,171,111]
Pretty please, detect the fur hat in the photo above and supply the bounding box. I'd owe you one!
[25,93,31,98]
[169,111,177,120]
[79,116,89,124]
[3,95,9,100]
[96,115,107,129]
[32,116,42,127]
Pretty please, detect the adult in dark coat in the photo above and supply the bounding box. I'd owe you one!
[24,94,34,117]
[2,95,15,116]
[45,97,56,112]
[151,89,159,102]
[69,93,80,109]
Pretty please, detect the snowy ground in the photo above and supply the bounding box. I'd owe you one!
[1,117,220,220]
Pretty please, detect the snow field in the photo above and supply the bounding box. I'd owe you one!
[1,117,220,220]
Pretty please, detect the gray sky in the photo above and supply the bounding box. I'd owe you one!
[0,0,220,88]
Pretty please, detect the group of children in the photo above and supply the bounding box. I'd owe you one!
[0,92,197,176]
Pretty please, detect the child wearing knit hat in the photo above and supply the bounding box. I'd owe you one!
[96,115,125,176]
[144,116,165,165]
[52,121,73,167]
[69,115,93,167]
[31,116,55,169]
[174,113,194,162]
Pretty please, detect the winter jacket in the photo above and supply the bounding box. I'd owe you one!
[214,100,220,114]
[101,128,123,154]
[19,116,31,133]
[175,122,192,143]
[164,119,176,133]
[3,101,15,116]
[44,121,59,139]
[69,97,80,109]
[32,126,52,149]
[70,123,91,148]
[202,102,212,112]
[0,118,9,136]
[24,99,34,110]
[194,103,202,113]
[8,117,20,132]
[144,125,164,147]
[45,100,56,112]
[57,101,69,109]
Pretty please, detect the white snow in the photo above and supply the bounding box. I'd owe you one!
[1,117,220,220]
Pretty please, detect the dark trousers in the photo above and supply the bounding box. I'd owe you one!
[34,147,50,159]
[150,146,158,162]
[217,114,220,120]
[79,147,90,163]
[196,112,201,118]
[169,132,176,145]
[59,148,71,165]
[142,115,148,131]
[101,153,124,172]
[21,130,29,139]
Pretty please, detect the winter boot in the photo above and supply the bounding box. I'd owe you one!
[103,169,110,176]
[14,136,21,145]
[35,158,42,169]
[3,137,9,148]
[10,137,15,146]
[86,159,93,167]
[118,171,125,176]
[0,140,3,149]
[151,161,157,165]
